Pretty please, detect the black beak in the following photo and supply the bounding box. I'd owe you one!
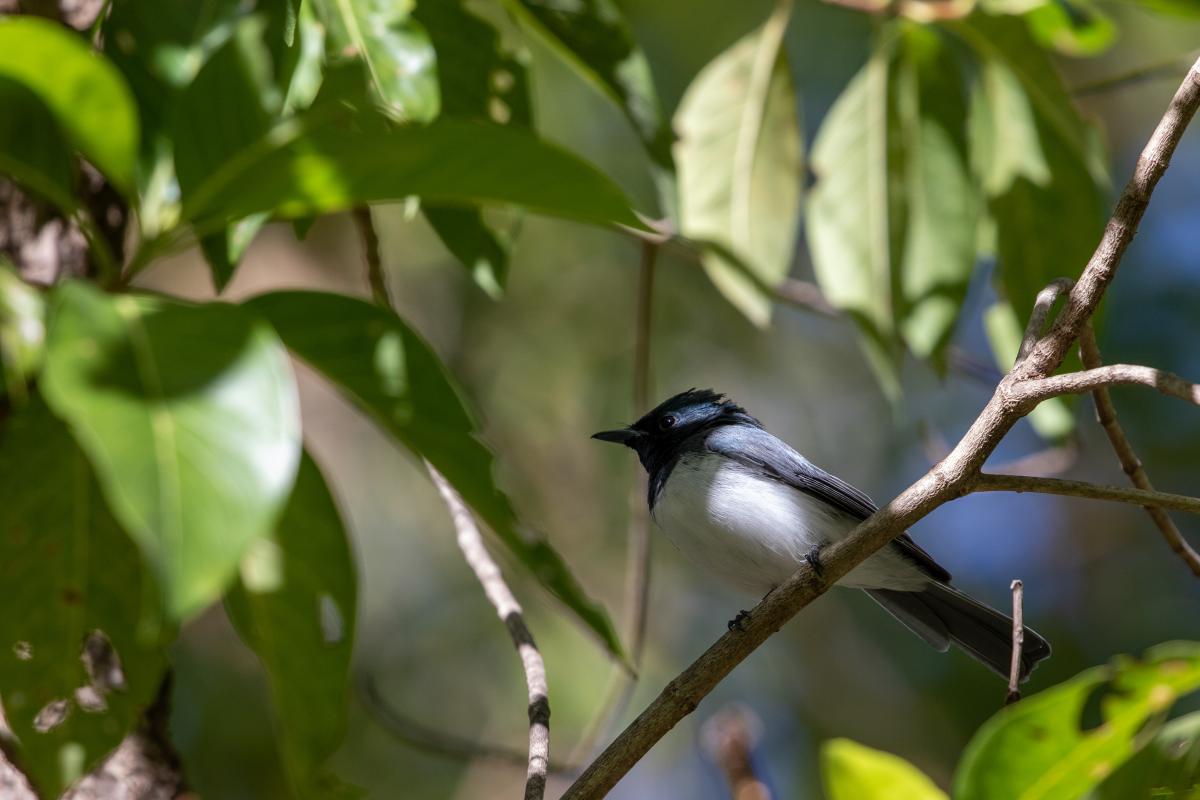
[592,428,641,446]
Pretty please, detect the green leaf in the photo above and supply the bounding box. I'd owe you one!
[174,17,281,291]
[183,113,644,231]
[40,282,302,620]
[227,452,357,798]
[311,0,439,122]
[822,738,948,800]
[807,26,975,394]
[0,396,168,798]
[423,205,512,298]
[983,300,1074,440]
[501,0,676,216]
[0,78,76,214]
[245,291,624,660]
[1134,0,1200,16]
[674,0,801,328]
[282,2,328,114]
[0,264,46,403]
[1026,1,1116,56]
[415,0,532,293]
[955,642,1200,800]
[0,17,139,194]
[1093,711,1200,799]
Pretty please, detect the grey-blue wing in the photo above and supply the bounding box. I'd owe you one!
[704,425,951,583]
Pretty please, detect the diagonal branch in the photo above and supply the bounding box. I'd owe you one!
[562,54,1200,800]
[1077,325,1200,576]
[1018,278,1074,363]
[972,473,1200,516]
[1017,363,1200,406]
[427,467,551,800]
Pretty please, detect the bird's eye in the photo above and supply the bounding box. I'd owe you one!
[658,414,677,431]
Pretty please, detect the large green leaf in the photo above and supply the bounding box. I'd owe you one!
[0,17,139,194]
[245,291,624,660]
[955,642,1200,800]
[674,0,801,328]
[415,0,533,294]
[0,397,168,798]
[183,112,644,231]
[0,78,76,215]
[822,739,948,800]
[40,282,302,620]
[1093,711,1200,799]
[807,26,975,394]
[311,0,439,122]
[0,264,46,403]
[502,0,676,216]
[174,17,281,291]
[227,452,357,798]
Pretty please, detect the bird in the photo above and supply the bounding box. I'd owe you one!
[593,388,1051,682]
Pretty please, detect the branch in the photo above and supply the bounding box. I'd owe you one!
[972,473,1200,516]
[428,467,551,800]
[563,54,1200,800]
[1018,364,1200,406]
[1018,278,1074,363]
[1078,325,1200,576]
[352,206,390,307]
[1005,580,1024,706]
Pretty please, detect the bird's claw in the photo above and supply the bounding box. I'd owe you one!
[806,545,825,577]
[727,610,751,632]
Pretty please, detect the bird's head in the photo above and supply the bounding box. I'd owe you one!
[592,389,758,472]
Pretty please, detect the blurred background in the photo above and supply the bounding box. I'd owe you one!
[133,0,1200,796]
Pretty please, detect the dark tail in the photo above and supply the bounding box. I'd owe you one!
[867,582,1051,681]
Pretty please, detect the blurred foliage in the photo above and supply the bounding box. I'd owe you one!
[0,0,1197,797]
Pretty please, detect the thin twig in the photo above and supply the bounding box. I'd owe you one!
[1005,580,1024,706]
[1078,325,1200,576]
[428,466,551,800]
[1072,50,1200,98]
[1018,278,1074,363]
[701,705,771,800]
[972,473,1200,516]
[1018,363,1200,406]
[773,277,840,317]
[353,206,390,307]
[562,56,1200,800]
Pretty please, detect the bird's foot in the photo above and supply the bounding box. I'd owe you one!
[805,545,825,578]
[727,610,751,632]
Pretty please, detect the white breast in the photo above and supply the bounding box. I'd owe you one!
[651,453,928,595]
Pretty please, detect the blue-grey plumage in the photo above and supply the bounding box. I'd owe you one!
[593,389,1051,681]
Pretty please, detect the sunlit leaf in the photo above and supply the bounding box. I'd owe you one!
[183,112,644,232]
[0,397,168,798]
[955,642,1200,800]
[311,0,439,122]
[502,0,676,216]
[808,25,975,394]
[1026,0,1116,56]
[41,282,302,620]
[0,17,139,193]
[0,263,46,403]
[246,291,625,660]
[227,452,358,798]
[423,205,512,298]
[1094,711,1200,799]
[674,0,800,328]
[822,738,948,800]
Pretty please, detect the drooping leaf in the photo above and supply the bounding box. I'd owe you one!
[822,738,948,800]
[227,452,357,798]
[311,0,439,122]
[40,282,302,620]
[0,78,77,215]
[983,299,1074,440]
[245,291,624,660]
[0,263,46,404]
[423,206,512,299]
[1093,711,1200,799]
[415,0,533,294]
[0,396,168,798]
[674,0,801,328]
[0,17,139,194]
[174,17,281,291]
[183,112,644,232]
[955,642,1200,800]
[501,0,676,217]
[807,25,975,395]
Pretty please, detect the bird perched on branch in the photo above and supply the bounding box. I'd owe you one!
[593,389,1050,681]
